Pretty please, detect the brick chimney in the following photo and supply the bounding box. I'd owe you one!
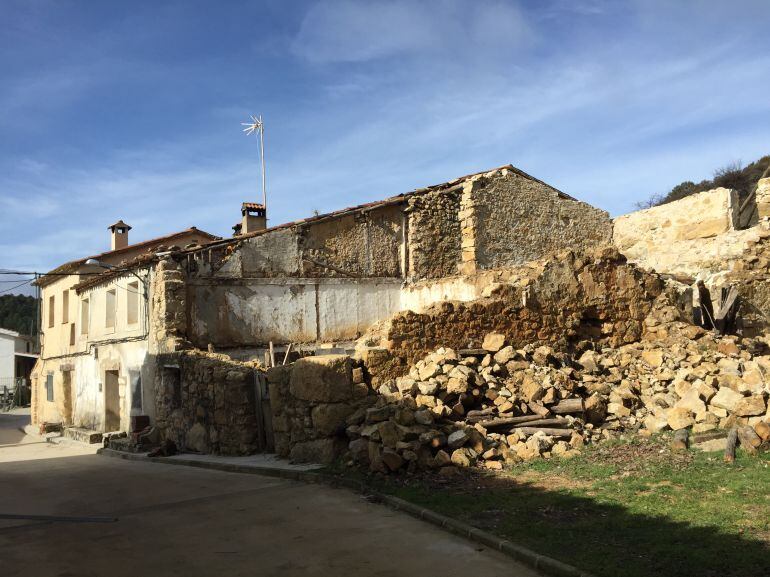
[108,220,132,250]
[241,203,266,234]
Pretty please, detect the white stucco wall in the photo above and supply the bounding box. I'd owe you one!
[0,330,16,384]
[189,279,404,345]
[190,278,403,346]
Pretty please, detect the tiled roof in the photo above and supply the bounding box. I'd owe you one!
[36,227,220,288]
[186,163,572,253]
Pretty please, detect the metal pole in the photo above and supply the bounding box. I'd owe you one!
[259,115,267,210]
[34,273,40,353]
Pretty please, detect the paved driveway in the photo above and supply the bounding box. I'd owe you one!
[0,413,540,577]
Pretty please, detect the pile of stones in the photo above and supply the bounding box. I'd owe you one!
[347,327,770,473]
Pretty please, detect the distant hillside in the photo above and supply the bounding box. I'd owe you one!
[0,294,37,336]
[637,155,770,209]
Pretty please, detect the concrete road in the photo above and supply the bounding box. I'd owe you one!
[0,414,540,577]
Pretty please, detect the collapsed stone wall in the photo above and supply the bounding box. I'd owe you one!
[406,188,462,280]
[470,171,612,272]
[347,323,770,474]
[153,350,262,455]
[267,354,374,463]
[722,225,770,336]
[381,248,668,371]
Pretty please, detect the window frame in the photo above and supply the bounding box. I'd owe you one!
[62,290,69,324]
[105,288,117,331]
[48,295,55,328]
[126,281,139,326]
[80,297,90,336]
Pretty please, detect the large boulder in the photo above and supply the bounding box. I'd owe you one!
[311,403,354,436]
[185,422,209,453]
[710,387,743,412]
[289,438,346,464]
[289,355,353,402]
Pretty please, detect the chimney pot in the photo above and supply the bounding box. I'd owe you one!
[108,220,132,250]
[240,203,266,234]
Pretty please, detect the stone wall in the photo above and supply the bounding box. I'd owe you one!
[302,204,403,278]
[754,178,770,223]
[267,354,373,463]
[150,257,189,354]
[466,170,612,273]
[406,188,462,280]
[153,350,261,455]
[239,228,302,277]
[382,247,668,368]
[613,187,744,277]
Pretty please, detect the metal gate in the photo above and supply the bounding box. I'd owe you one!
[253,372,274,452]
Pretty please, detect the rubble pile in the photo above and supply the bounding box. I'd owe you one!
[348,326,770,473]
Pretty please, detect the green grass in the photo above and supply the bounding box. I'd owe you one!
[331,435,770,577]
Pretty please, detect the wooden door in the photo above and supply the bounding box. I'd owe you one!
[104,370,120,431]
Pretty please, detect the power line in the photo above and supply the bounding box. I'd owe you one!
[0,279,33,295]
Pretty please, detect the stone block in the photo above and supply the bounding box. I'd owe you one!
[710,387,743,412]
[311,403,354,436]
[734,395,766,417]
[289,355,353,402]
[185,422,209,453]
[482,332,506,352]
[289,438,345,464]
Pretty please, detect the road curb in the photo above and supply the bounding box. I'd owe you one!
[98,448,596,577]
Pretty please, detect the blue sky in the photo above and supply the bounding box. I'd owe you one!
[2,0,769,296]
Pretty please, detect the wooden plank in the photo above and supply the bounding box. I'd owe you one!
[477,414,544,429]
[514,427,574,439]
[550,398,585,414]
[262,377,274,452]
[511,418,569,429]
[672,428,689,451]
[253,370,265,452]
[724,428,738,463]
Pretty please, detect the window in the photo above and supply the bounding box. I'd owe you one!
[105,289,116,329]
[81,298,89,335]
[45,373,54,402]
[62,290,69,324]
[48,295,55,328]
[69,323,76,346]
[127,281,139,325]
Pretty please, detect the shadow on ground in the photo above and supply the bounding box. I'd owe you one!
[353,457,770,577]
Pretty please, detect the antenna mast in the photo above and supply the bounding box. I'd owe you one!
[241,115,267,209]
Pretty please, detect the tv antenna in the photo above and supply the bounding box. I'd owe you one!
[241,114,267,209]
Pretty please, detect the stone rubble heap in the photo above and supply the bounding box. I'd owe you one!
[347,327,770,473]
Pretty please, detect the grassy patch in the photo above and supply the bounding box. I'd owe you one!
[330,434,770,577]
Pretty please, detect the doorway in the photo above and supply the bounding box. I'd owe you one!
[104,370,120,431]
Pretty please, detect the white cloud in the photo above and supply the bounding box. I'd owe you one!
[292,0,536,64]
